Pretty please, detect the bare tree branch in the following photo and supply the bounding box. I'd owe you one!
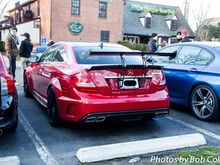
[0,0,11,19]
[193,2,210,30]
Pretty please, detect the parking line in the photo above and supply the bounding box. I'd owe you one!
[167,116,220,141]
[19,110,59,165]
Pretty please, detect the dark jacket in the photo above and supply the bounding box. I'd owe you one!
[181,37,192,43]
[5,34,19,58]
[19,39,33,58]
[148,39,158,52]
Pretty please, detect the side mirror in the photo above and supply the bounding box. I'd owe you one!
[26,55,39,66]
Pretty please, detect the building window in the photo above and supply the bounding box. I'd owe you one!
[170,20,178,31]
[145,17,152,28]
[99,2,107,18]
[71,0,80,15]
[100,31,110,42]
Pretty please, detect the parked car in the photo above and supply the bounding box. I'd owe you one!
[154,42,220,121]
[24,42,174,127]
[0,53,18,133]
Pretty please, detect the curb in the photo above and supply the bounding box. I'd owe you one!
[76,133,206,163]
[0,156,20,165]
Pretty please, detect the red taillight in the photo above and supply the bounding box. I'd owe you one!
[148,70,166,89]
[71,70,97,93]
[1,76,16,95]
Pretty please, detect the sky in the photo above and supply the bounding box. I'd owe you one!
[1,0,220,31]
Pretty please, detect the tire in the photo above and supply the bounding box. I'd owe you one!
[8,115,18,132]
[190,85,220,121]
[24,73,32,97]
[47,87,61,127]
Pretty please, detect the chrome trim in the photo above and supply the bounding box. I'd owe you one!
[104,76,153,79]
[33,91,47,107]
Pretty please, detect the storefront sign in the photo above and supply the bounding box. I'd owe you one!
[131,4,175,15]
[68,21,83,35]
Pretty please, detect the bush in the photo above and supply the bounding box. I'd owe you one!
[118,41,147,52]
[0,41,5,52]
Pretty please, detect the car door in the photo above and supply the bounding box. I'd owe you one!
[41,45,69,97]
[33,45,58,98]
[165,45,207,99]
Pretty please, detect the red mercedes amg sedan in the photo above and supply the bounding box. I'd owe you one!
[24,42,174,127]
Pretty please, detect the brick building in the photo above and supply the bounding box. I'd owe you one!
[0,0,124,44]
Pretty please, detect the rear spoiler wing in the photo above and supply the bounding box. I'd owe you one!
[89,51,176,59]
[87,51,176,71]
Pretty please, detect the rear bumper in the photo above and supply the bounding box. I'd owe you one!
[56,89,169,122]
[80,108,169,123]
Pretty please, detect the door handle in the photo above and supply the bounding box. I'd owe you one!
[189,68,198,72]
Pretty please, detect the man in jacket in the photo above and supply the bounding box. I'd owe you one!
[148,33,158,52]
[5,27,19,80]
[19,33,33,86]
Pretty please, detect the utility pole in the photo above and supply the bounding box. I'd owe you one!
[183,0,189,21]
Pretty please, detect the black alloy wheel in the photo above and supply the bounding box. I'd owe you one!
[24,73,32,97]
[47,88,61,127]
[190,85,220,121]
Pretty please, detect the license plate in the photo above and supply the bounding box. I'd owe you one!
[119,78,139,89]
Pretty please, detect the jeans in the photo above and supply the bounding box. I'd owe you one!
[8,56,16,79]
[20,57,29,84]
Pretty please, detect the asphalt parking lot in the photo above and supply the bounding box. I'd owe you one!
[0,68,220,165]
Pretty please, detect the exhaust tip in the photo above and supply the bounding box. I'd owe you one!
[96,116,106,122]
[85,116,106,123]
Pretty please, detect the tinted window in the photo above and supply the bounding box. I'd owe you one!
[52,47,68,62]
[36,46,48,53]
[171,46,201,65]
[153,45,180,64]
[195,49,213,66]
[159,45,180,53]
[73,46,143,65]
[40,45,58,62]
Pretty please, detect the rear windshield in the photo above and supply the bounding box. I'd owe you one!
[73,46,143,65]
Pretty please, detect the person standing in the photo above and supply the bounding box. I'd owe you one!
[176,31,182,43]
[180,30,192,42]
[5,27,19,80]
[148,33,158,52]
[47,39,55,46]
[19,33,33,86]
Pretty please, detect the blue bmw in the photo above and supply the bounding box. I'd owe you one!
[155,42,220,121]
